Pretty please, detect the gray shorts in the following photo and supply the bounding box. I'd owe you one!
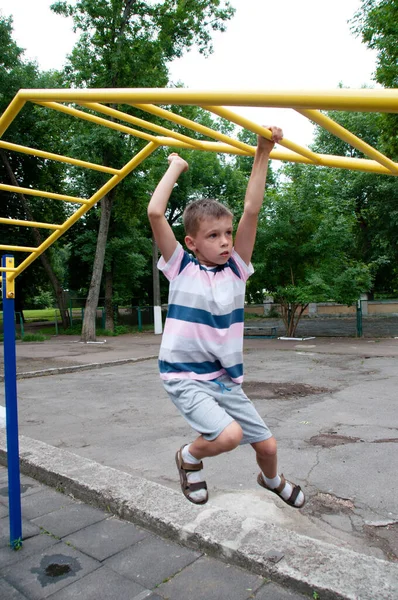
[162,374,272,444]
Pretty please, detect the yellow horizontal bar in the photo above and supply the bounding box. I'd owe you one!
[155,137,253,154]
[0,244,37,252]
[275,150,397,175]
[80,102,206,150]
[0,95,26,137]
[0,140,119,175]
[0,183,88,204]
[0,217,60,230]
[11,141,159,280]
[154,138,395,175]
[296,109,398,174]
[17,88,398,113]
[132,103,254,155]
[0,267,17,273]
[202,105,321,164]
[37,101,159,144]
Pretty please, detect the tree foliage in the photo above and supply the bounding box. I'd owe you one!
[350,0,398,156]
[49,0,235,340]
[312,109,398,296]
[351,0,398,87]
[2,1,397,341]
[0,15,72,324]
[250,162,373,336]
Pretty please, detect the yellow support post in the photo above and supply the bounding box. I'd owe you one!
[0,95,26,137]
[4,257,15,298]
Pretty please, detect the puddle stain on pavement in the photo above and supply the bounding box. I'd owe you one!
[31,554,82,587]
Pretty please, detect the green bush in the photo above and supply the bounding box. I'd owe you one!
[21,333,48,342]
[30,290,55,310]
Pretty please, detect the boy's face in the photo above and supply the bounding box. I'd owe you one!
[185,216,233,267]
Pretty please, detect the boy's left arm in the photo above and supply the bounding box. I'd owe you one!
[234,126,283,265]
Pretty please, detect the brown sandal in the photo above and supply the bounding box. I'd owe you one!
[257,472,305,508]
[175,446,208,505]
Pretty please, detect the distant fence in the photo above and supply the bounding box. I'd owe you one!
[244,299,398,338]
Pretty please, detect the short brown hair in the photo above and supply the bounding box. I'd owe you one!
[183,199,233,236]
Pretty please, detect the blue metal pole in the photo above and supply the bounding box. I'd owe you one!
[2,255,22,549]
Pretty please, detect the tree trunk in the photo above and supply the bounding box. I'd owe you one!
[0,149,70,329]
[152,238,163,334]
[104,268,114,331]
[81,193,113,342]
[280,300,308,337]
[280,301,308,337]
[75,2,137,342]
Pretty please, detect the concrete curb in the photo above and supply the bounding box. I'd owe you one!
[1,433,397,600]
[0,355,158,382]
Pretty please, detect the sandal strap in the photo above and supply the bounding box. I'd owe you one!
[180,458,203,471]
[288,484,302,505]
[278,474,302,505]
[186,481,207,493]
[275,474,287,494]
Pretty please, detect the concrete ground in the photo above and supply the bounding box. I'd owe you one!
[0,466,310,600]
[1,333,398,598]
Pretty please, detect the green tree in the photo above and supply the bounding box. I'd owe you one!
[351,0,398,87]
[0,14,71,326]
[311,109,398,296]
[51,0,235,341]
[350,0,398,156]
[251,163,373,337]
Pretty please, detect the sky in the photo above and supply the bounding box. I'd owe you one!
[0,0,378,148]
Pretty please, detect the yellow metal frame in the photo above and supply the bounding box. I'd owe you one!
[1,87,397,292]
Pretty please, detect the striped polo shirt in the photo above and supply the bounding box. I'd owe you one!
[158,242,253,383]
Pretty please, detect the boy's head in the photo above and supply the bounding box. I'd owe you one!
[183,199,234,267]
[183,199,233,236]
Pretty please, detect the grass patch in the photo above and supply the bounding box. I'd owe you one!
[244,312,264,320]
[22,309,61,321]
[97,324,154,336]
[21,333,49,342]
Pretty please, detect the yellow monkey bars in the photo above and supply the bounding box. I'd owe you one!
[1,87,397,288]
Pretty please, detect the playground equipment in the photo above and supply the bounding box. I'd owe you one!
[1,87,398,548]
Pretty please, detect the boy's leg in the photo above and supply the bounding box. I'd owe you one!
[164,378,244,504]
[177,421,243,504]
[189,421,243,459]
[252,438,305,508]
[252,436,278,477]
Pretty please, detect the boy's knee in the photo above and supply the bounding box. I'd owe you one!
[218,421,243,451]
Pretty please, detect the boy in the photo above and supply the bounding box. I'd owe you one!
[147,127,305,508]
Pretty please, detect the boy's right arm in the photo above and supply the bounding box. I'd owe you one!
[147,154,189,263]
